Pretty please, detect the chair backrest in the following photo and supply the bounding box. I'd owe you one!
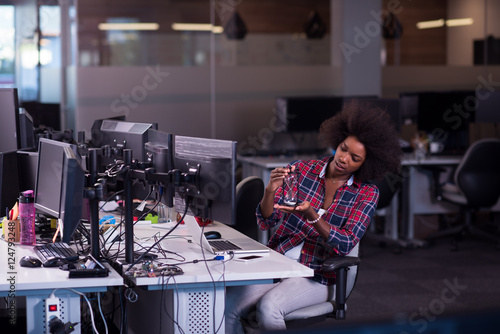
[234,176,265,240]
[371,174,401,210]
[454,138,500,208]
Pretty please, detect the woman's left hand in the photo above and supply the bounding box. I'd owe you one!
[274,201,315,220]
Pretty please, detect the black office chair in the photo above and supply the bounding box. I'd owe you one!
[234,176,265,241]
[427,138,500,250]
[284,244,361,326]
[365,174,406,253]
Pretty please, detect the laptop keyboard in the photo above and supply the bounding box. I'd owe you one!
[209,240,242,252]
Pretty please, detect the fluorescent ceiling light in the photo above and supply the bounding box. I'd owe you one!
[171,23,223,33]
[98,23,159,31]
[416,19,445,29]
[417,17,474,29]
[446,18,474,27]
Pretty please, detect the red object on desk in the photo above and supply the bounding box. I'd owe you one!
[195,216,212,227]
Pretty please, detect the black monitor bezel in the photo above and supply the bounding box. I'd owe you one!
[0,88,21,152]
[34,138,85,243]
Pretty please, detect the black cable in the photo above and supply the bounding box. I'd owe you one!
[198,224,232,334]
[101,186,158,261]
[98,189,124,212]
[160,274,186,334]
[124,203,189,273]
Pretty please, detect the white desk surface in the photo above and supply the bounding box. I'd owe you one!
[0,239,123,294]
[125,220,314,287]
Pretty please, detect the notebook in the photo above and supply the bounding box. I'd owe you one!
[184,215,270,255]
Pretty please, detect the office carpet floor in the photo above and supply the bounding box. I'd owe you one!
[280,218,500,334]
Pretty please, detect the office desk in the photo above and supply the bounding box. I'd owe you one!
[400,155,461,243]
[0,239,123,333]
[401,154,500,245]
[121,220,314,334]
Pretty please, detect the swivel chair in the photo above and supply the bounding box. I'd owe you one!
[284,243,360,325]
[234,176,265,241]
[427,138,500,250]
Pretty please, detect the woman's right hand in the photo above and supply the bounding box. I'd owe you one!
[260,165,295,219]
[266,166,295,193]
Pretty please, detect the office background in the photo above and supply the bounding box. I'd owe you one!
[2,0,499,147]
[1,0,500,333]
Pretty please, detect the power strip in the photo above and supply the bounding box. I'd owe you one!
[45,296,61,333]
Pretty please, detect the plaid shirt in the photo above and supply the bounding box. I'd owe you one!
[256,156,379,285]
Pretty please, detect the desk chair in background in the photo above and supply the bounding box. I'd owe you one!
[427,138,500,250]
[234,176,265,241]
[284,243,361,326]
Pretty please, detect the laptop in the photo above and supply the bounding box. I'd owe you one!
[184,215,270,255]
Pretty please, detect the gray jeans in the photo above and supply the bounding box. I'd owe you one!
[225,277,332,333]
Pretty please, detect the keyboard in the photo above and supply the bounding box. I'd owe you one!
[34,242,79,263]
[209,240,242,252]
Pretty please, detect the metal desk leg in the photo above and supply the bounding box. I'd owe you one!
[403,165,428,248]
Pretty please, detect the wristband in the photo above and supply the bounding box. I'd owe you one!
[307,208,326,224]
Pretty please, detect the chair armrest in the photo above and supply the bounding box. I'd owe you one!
[322,256,360,272]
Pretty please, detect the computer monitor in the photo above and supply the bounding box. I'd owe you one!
[91,119,158,166]
[417,91,476,153]
[144,129,174,207]
[275,96,344,132]
[173,135,237,226]
[362,98,402,132]
[476,90,500,123]
[0,151,20,215]
[275,95,378,133]
[17,150,38,193]
[0,88,21,152]
[34,138,86,243]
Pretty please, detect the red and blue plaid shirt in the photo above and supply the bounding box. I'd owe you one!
[256,156,379,286]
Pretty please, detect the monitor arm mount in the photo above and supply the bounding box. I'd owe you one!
[84,148,107,260]
[123,159,201,264]
[84,143,202,264]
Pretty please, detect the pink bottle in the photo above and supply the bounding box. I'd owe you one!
[19,190,36,245]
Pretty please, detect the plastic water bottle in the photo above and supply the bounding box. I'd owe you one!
[19,190,36,245]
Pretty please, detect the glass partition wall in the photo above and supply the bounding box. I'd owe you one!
[6,1,500,146]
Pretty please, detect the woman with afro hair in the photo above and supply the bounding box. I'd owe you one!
[225,99,403,333]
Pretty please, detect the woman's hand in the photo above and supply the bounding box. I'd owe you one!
[260,165,295,219]
[274,201,316,221]
[275,201,331,239]
[265,166,295,193]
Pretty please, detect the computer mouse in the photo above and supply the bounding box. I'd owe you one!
[204,231,222,240]
[19,255,43,268]
[43,257,66,268]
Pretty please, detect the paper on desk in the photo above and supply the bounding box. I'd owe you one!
[100,200,119,212]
